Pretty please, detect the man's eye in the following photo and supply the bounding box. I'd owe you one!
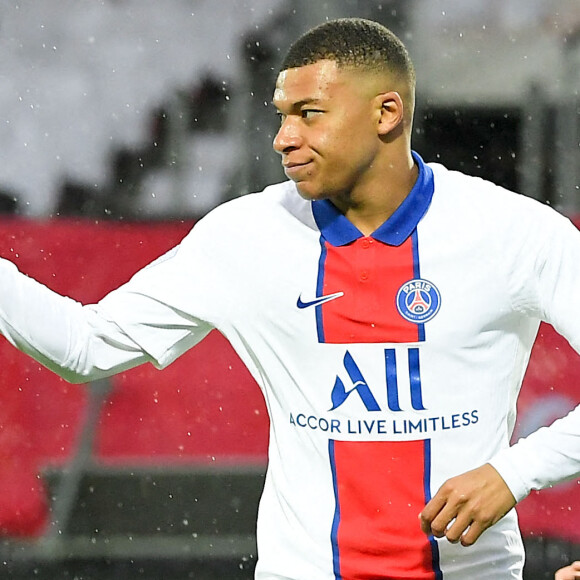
[302,109,322,119]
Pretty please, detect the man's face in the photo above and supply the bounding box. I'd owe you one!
[272,60,381,201]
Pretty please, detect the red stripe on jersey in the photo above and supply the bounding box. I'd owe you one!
[319,237,419,343]
[330,439,437,580]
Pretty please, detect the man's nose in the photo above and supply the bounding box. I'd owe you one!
[273,117,301,154]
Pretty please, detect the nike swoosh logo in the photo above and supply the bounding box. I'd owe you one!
[296,291,344,309]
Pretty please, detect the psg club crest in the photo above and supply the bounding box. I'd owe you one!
[396,279,441,324]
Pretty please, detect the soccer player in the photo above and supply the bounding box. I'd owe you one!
[0,16,579,580]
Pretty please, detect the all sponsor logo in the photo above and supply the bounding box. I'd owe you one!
[288,348,479,437]
[330,349,425,413]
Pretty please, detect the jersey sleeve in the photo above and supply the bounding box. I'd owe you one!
[0,210,228,381]
[96,212,229,369]
[489,202,580,500]
[0,257,151,383]
[96,246,214,369]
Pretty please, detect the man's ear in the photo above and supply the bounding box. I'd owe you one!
[376,91,404,136]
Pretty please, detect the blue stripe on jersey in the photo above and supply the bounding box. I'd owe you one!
[412,229,421,280]
[423,439,443,580]
[329,439,343,580]
[315,236,328,343]
[385,348,402,412]
[411,229,426,342]
[409,347,426,411]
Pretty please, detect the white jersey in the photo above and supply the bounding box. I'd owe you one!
[1,153,580,579]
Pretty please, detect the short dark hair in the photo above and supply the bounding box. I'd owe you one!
[280,18,415,87]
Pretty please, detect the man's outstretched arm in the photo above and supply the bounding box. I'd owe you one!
[0,258,150,383]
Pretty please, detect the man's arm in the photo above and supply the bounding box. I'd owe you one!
[420,404,580,544]
[422,201,580,545]
[0,258,150,383]
[420,403,580,546]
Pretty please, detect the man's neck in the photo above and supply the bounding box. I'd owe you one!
[332,157,419,236]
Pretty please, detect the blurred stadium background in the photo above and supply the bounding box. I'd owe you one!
[0,0,579,578]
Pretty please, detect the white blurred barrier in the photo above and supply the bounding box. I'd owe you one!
[0,0,282,216]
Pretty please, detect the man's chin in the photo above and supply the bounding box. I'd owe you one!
[293,181,327,202]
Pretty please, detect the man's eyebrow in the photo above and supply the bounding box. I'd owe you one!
[272,98,324,111]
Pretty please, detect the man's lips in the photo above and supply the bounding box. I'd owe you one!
[283,160,312,178]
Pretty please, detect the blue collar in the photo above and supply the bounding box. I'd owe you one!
[311,151,434,247]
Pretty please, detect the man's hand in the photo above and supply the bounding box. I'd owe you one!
[419,463,516,546]
[555,562,580,580]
